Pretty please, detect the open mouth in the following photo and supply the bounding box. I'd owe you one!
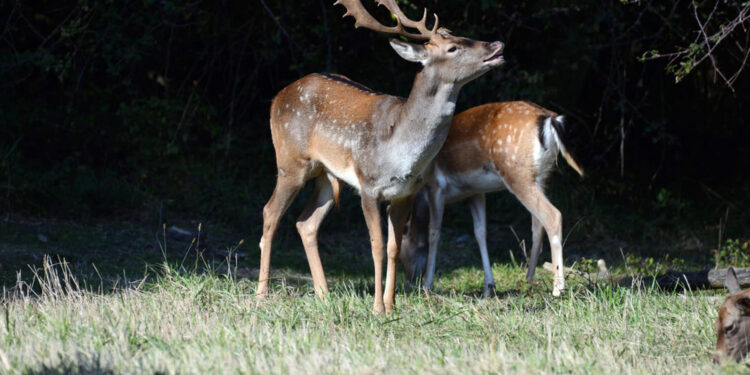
[483,49,504,64]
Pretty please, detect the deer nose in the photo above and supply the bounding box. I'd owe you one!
[490,41,504,52]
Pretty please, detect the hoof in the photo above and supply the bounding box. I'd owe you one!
[553,278,565,297]
[384,303,394,315]
[256,287,269,299]
[483,284,496,298]
[373,301,385,314]
[552,284,565,297]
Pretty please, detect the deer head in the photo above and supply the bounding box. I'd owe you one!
[714,267,750,363]
[335,0,504,85]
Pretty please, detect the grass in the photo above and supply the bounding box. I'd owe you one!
[0,252,747,374]
[0,189,748,374]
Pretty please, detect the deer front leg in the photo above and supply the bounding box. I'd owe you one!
[383,197,414,314]
[361,194,386,313]
[468,194,495,297]
[296,175,335,297]
[423,187,445,291]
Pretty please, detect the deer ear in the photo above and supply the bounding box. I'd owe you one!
[726,267,742,295]
[389,39,429,65]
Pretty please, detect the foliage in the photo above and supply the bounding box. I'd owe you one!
[714,238,750,268]
[0,0,747,241]
[640,1,750,89]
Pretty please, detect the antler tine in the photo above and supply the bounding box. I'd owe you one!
[375,0,438,37]
[334,0,436,41]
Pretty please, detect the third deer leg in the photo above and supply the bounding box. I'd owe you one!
[468,193,495,297]
[423,188,445,291]
[383,196,413,314]
[257,173,304,298]
[296,174,335,296]
[361,194,385,313]
[526,216,545,284]
[510,184,564,296]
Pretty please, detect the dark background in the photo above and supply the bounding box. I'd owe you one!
[1,0,748,271]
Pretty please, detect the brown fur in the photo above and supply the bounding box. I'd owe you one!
[439,102,557,182]
[714,268,750,363]
[400,101,583,296]
[257,3,505,315]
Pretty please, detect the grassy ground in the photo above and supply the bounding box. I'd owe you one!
[1,214,748,374]
[1,255,744,374]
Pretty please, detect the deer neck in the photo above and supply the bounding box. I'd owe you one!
[389,69,462,174]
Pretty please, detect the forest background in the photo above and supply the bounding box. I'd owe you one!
[1,0,749,272]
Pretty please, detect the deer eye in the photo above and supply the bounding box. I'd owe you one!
[447,46,457,53]
[725,323,736,333]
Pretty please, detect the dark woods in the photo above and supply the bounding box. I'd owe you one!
[0,0,748,235]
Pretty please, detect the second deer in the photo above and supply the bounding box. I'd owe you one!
[400,101,583,296]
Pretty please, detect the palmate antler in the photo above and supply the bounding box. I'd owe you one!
[334,0,438,41]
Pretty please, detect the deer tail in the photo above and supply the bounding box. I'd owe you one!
[548,115,584,177]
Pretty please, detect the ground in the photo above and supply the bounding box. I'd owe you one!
[0,203,747,373]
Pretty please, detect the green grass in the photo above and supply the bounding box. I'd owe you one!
[0,210,748,374]
[0,254,747,374]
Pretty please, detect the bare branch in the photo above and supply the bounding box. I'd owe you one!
[642,1,750,89]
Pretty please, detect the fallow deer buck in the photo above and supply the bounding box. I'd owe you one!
[399,101,583,297]
[714,267,750,363]
[257,0,504,313]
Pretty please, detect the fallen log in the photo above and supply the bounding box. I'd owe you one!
[541,261,750,290]
[705,267,750,289]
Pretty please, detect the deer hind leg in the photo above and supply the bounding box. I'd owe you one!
[468,193,495,297]
[510,184,564,296]
[422,187,445,291]
[361,194,386,313]
[526,216,545,284]
[296,174,335,297]
[257,169,305,298]
[383,196,414,314]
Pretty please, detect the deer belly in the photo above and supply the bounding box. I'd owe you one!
[443,168,507,202]
[309,135,362,191]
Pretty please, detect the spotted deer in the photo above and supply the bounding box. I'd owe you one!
[399,101,583,297]
[257,0,505,313]
[714,267,750,363]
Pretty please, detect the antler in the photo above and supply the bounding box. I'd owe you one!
[334,0,439,41]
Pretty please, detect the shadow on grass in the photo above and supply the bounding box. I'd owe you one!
[23,353,118,375]
[0,178,746,298]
